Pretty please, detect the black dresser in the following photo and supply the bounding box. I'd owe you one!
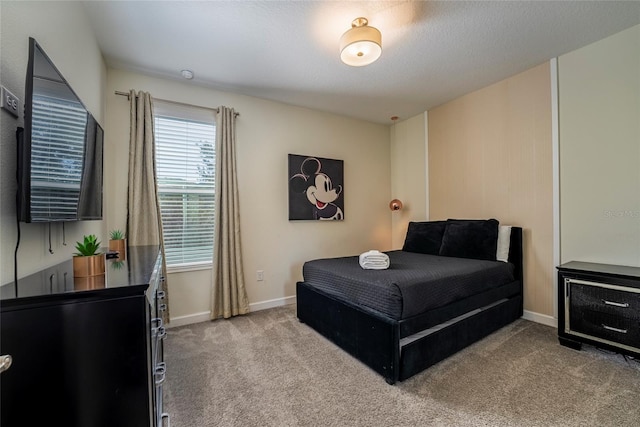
[557,261,640,358]
[0,246,168,427]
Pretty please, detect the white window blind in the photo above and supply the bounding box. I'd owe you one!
[30,94,87,221]
[153,101,216,268]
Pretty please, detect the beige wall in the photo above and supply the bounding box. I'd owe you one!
[0,1,107,284]
[390,113,428,249]
[3,2,630,328]
[428,63,554,317]
[106,69,392,323]
[559,24,640,266]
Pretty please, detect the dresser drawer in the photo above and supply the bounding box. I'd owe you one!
[569,281,640,321]
[569,307,640,350]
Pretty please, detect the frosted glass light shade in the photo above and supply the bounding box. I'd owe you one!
[340,18,382,67]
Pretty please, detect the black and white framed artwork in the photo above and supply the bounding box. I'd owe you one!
[288,154,344,221]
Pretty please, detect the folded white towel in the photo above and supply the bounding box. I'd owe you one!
[359,250,390,270]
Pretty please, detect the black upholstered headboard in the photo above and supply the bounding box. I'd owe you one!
[507,227,524,286]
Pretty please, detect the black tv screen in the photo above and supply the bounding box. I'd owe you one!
[18,38,103,223]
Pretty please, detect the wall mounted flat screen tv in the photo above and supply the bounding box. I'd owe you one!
[18,37,103,223]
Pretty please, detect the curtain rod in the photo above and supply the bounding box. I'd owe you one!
[114,90,239,116]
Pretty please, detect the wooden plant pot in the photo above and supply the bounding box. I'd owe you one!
[73,254,105,277]
[108,238,127,260]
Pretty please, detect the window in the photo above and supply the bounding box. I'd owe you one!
[153,101,216,270]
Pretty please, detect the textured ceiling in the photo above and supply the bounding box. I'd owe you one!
[82,1,640,124]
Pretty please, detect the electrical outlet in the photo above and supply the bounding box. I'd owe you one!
[256,270,264,281]
[1,86,20,118]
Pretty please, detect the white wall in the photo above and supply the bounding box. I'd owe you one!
[105,69,392,324]
[0,1,107,285]
[389,113,428,249]
[559,24,640,266]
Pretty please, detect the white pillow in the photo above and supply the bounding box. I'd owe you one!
[496,225,512,262]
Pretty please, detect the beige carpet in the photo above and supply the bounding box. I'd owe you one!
[164,305,640,426]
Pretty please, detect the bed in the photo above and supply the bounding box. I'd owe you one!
[296,219,523,384]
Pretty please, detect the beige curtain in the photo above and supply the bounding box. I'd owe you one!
[127,89,170,324]
[211,106,249,319]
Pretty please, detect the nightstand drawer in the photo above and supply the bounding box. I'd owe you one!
[570,282,640,320]
[569,308,640,349]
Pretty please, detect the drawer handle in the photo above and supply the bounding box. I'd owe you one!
[602,300,629,308]
[155,371,166,385]
[161,412,171,427]
[155,326,167,340]
[0,355,13,373]
[159,303,167,312]
[155,363,166,385]
[157,291,166,300]
[602,324,627,334]
[152,317,166,338]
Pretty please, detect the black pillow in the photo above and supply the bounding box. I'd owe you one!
[402,221,447,255]
[439,219,499,261]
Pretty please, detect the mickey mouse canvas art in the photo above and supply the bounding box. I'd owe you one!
[288,154,344,221]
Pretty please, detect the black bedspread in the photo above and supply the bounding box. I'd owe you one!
[302,250,515,320]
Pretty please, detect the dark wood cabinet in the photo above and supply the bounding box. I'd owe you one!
[557,261,640,357]
[0,246,168,427]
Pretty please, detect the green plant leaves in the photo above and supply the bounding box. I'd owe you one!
[109,229,125,240]
[74,234,101,256]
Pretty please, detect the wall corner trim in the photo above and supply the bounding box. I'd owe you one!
[551,57,560,320]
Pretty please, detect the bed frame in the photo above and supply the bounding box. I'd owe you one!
[296,227,523,384]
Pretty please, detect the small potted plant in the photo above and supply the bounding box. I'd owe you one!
[108,229,127,259]
[73,234,105,277]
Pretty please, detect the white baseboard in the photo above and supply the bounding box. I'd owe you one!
[249,295,296,312]
[168,295,296,328]
[522,310,557,328]
[168,311,211,328]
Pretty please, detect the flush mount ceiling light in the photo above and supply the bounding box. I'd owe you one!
[340,17,382,67]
